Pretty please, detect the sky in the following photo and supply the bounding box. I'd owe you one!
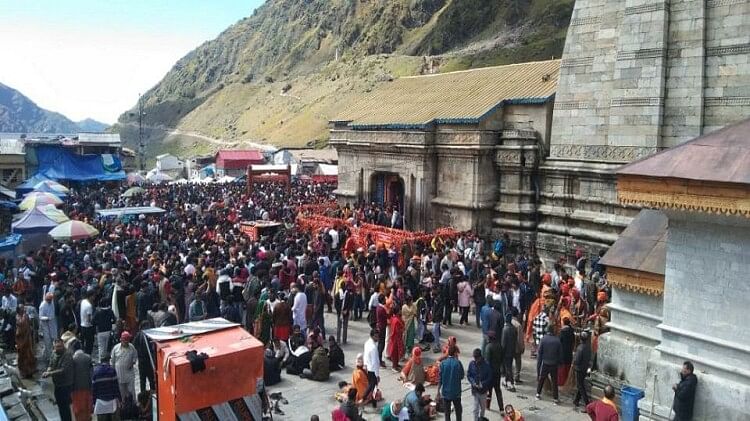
[0,0,263,124]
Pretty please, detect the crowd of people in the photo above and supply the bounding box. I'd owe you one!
[0,176,684,421]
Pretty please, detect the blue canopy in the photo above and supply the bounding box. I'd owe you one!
[0,201,18,210]
[35,145,126,181]
[0,233,22,252]
[32,183,68,197]
[15,173,53,196]
[11,207,59,233]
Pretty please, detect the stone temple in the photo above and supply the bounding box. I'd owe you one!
[332,0,750,263]
[601,118,750,421]
[331,1,750,418]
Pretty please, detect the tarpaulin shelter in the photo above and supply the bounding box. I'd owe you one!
[144,318,264,421]
[34,145,125,181]
[0,233,21,260]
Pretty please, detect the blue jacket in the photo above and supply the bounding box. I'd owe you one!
[439,356,464,400]
[467,359,493,394]
[480,304,493,335]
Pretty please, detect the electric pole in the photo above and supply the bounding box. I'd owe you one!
[138,94,145,172]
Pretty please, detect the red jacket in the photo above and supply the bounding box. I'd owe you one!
[587,400,619,421]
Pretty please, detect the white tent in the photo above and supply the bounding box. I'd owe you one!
[315,164,338,176]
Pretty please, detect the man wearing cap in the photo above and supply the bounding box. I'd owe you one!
[110,331,137,401]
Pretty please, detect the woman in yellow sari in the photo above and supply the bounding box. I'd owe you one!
[401,295,417,351]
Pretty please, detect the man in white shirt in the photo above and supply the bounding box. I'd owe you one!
[363,329,381,407]
[80,290,95,355]
[291,284,308,334]
[329,227,339,250]
[111,331,137,400]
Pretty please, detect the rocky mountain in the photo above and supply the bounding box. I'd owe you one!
[75,118,109,132]
[0,82,108,133]
[118,0,574,154]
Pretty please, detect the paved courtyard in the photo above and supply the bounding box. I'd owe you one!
[268,312,591,420]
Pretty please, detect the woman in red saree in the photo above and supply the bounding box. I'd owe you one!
[387,308,405,371]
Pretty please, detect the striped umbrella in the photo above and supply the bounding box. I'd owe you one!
[19,192,63,210]
[37,204,70,223]
[127,172,145,185]
[121,186,146,197]
[34,180,69,194]
[48,220,99,241]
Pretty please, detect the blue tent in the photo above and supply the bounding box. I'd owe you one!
[15,173,52,196]
[35,145,125,181]
[31,183,68,198]
[0,201,18,211]
[11,207,59,233]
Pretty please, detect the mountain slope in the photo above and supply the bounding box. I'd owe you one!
[0,82,80,133]
[76,118,109,132]
[118,0,573,154]
[0,83,108,133]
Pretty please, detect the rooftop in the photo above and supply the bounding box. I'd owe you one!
[617,117,750,217]
[618,117,750,185]
[284,148,337,163]
[599,209,667,276]
[332,59,560,129]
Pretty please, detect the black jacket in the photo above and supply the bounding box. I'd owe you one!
[673,373,697,420]
[573,341,592,372]
[500,322,517,360]
[537,334,563,371]
[559,326,575,365]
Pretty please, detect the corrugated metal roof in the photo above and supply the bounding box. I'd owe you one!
[77,133,121,144]
[618,117,750,185]
[216,149,264,161]
[334,59,560,129]
[287,148,337,163]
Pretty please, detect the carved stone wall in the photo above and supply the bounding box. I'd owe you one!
[536,0,750,263]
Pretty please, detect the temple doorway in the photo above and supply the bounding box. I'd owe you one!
[371,172,404,213]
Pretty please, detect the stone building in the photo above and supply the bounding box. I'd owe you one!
[598,117,750,421]
[332,0,750,262]
[331,59,559,233]
[537,0,750,259]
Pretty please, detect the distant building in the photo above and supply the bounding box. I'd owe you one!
[215,149,265,177]
[156,153,185,178]
[185,155,214,180]
[0,138,26,187]
[273,147,338,176]
[0,132,125,185]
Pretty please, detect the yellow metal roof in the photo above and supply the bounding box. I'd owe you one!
[334,59,560,129]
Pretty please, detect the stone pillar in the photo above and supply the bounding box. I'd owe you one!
[493,126,540,248]
[662,0,706,148]
[607,0,670,149]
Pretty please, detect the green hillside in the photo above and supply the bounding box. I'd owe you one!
[117,0,573,155]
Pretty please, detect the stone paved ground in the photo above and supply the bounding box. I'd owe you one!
[268,312,591,421]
